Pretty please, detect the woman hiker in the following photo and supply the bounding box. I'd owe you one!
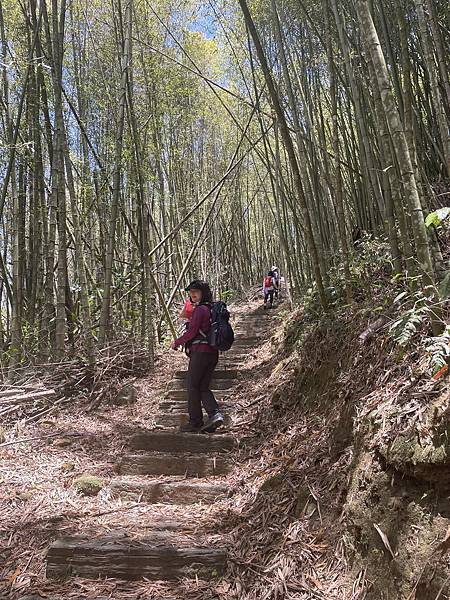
[171,280,224,433]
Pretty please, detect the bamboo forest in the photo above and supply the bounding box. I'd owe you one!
[0,0,449,599]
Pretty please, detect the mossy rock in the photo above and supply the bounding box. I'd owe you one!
[53,437,72,447]
[112,385,138,406]
[61,461,75,472]
[381,434,450,483]
[73,474,103,496]
[17,490,33,501]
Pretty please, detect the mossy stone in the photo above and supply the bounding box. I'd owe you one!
[73,474,103,496]
[17,490,33,501]
[384,434,450,480]
[61,461,75,472]
[112,385,138,406]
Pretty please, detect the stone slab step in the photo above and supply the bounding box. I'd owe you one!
[46,536,226,580]
[168,379,234,391]
[129,430,235,453]
[175,369,238,379]
[116,453,230,476]
[159,400,232,413]
[166,389,229,401]
[225,349,260,356]
[226,348,258,355]
[154,413,232,429]
[222,349,254,355]
[217,359,247,367]
[235,322,271,328]
[110,478,229,504]
[233,342,265,348]
[155,402,233,420]
[234,332,267,338]
[218,356,248,364]
[239,314,274,319]
[216,360,245,367]
[233,337,263,346]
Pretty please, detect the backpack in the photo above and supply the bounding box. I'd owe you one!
[207,301,234,351]
[264,276,273,288]
[193,301,234,352]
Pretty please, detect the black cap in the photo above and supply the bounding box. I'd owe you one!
[184,280,214,304]
[185,279,206,292]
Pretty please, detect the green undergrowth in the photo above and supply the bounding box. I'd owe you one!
[232,238,449,599]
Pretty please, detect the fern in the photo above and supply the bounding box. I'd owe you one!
[390,310,426,346]
[426,327,450,374]
[390,291,431,346]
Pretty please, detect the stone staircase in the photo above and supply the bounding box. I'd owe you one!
[46,310,274,583]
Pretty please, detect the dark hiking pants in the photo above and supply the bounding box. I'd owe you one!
[187,351,219,426]
[264,289,274,307]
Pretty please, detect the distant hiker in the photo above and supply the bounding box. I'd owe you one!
[352,226,363,247]
[272,266,280,298]
[171,280,225,433]
[263,271,276,309]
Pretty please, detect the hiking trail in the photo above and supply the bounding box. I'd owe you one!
[44,305,277,589]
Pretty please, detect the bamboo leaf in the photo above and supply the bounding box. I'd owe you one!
[374,523,395,559]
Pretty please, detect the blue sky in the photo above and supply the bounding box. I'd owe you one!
[188,3,217,40]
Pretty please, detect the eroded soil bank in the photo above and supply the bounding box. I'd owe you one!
[226,294,449,599]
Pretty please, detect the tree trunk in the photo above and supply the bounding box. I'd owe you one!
[98,0,132,346]
[238,0,327,309]
[414,0,449,175]
[357,0,434,287]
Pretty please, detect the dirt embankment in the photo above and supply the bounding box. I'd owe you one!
[230,301,449,599]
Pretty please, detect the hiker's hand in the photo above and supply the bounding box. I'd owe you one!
[171,342,178,351]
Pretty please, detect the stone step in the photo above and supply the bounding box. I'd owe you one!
[46,536,226,580]
[116,453,230,476]
[166,389,230,401]
[129,430,235,453]
[155,413,232,429]
[159,400,190,411]
[217,358,247,367]
[218,354,249,362]
[235,322,272,327]
[227,345,259,352]
[218,354,242,372]
[168,379,234,391]
[109,477,229,504]
[239,314,274,319]
[234,331,267,338]
[224,347,255,354]
[234,334,269,340]
[159,400,232,413]
[226,349,260,356]
[175,369,238,380]
[233,337,263,346]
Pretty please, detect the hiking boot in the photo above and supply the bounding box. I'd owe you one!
[179,421,203,433]
[201,412,224,433]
